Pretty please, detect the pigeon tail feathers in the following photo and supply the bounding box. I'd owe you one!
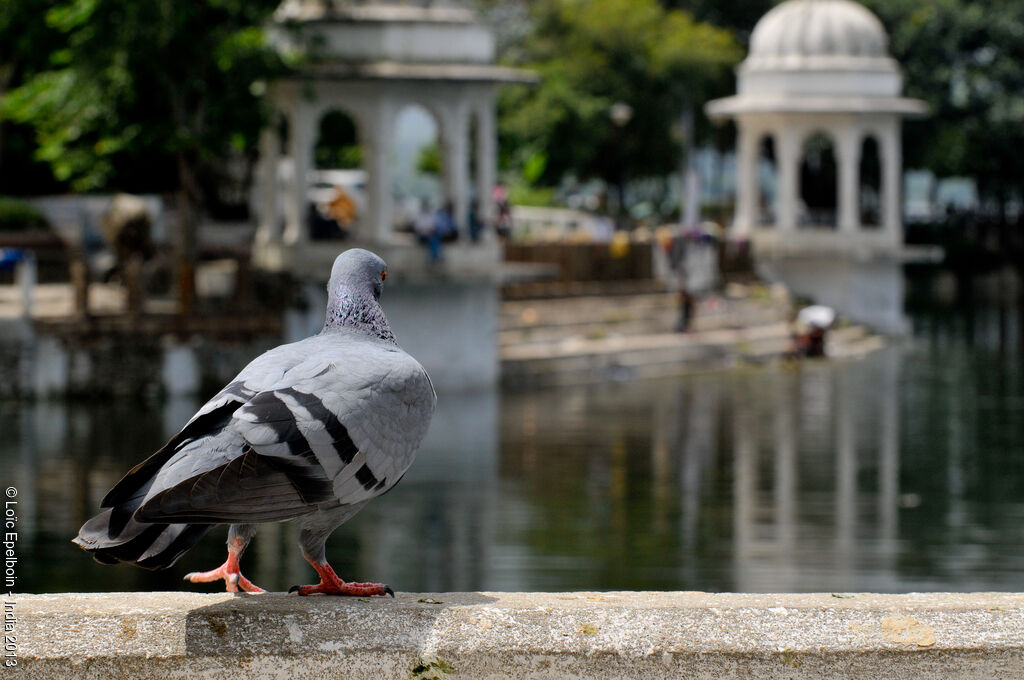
[74,401,239,569]
[73,509,210,570]
[100,400,239,508]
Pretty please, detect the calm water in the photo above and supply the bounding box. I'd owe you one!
[3,283,1024,594]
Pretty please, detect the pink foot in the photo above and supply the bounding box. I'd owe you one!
[290,558,393,597]
[184,537,265,594]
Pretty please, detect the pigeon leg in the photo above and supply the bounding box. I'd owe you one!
[289,551,394,597]
[184,528,264,594]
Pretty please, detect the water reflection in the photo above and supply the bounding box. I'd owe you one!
[4,298,1024,593]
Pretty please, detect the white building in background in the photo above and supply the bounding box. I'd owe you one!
[706,0,937,333]
[253,0,532,277]
[251,1,533,390]
[707,0,926,254]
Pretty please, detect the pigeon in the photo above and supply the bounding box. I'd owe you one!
[73,248,436,596]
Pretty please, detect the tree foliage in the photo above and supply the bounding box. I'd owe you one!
[2,0,283,310]
[498,0,740,193]
[862,0,1024,210]
[664,0,773,47]
[415,142,442,177]
[0,0,63,95]
[0,0,68,194]
[2,0,282,197]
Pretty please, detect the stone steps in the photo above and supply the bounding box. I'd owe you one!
[500,293,791,346]
[501,278,667,300]
[499,292,882,387]
[501,322,793,387]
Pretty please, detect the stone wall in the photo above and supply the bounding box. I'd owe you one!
[756,256,911,334]
[8,592,1024,679]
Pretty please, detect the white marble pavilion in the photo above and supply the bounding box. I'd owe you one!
[250,1,533,389]
[707,0,927,257]
[253,0,532,276]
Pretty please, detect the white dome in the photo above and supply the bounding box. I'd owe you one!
[748,0,888,65]
[705,0,926,118]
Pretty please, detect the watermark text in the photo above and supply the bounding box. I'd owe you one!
[4,489,18,667]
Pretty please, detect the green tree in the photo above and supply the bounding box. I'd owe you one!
[415,142,441,177]
[862,0,1024,221]
[2,0,282,311]
[665,0,773,46]
[498,0,740,215]
[0,0,68,194]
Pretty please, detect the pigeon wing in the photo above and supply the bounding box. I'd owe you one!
[132,341,332,523]
[136,340,434,523]
[235,343,436,508]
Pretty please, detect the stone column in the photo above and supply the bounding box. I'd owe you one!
[475,94,497,235]
[733,120,758,238]
[441,99,471,237]
[776,126,801,232]
[255,123,282,245]
[362,102,395,243]
[838,125,861,235]
[880,118,902,246]
[283,104,314,245]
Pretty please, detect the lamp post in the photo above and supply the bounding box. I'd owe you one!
[609,101,633,230]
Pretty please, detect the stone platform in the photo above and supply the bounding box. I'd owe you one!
[9,592,1024,679]
[499,290,886,387]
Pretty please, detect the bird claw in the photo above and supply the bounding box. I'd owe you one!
[294,555,394,596]
[288,580,394,597]
[183,562,264,594]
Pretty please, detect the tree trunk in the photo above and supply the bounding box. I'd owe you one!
[176,152,200,316]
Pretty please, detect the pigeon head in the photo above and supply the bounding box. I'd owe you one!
[328,248,388,300]
[323,248,395,342]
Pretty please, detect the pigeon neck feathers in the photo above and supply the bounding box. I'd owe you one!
[323,286,396,343]
[321,249,396,342]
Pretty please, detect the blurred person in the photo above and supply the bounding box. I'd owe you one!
[787,305,835,358]
[100,194,155,281]
[326,187,357,229]
[468,200,483,242]
[414,201,442,264]
[491,183,508,206]
[493,184,512,240]
[665,231,691,332]
[436,200,458,243]
[666,226,719,332]
[309,202,344,240]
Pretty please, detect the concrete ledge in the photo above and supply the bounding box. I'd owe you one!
[9,592,1024,679]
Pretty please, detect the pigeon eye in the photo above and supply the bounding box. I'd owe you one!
[380,271,387,281]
